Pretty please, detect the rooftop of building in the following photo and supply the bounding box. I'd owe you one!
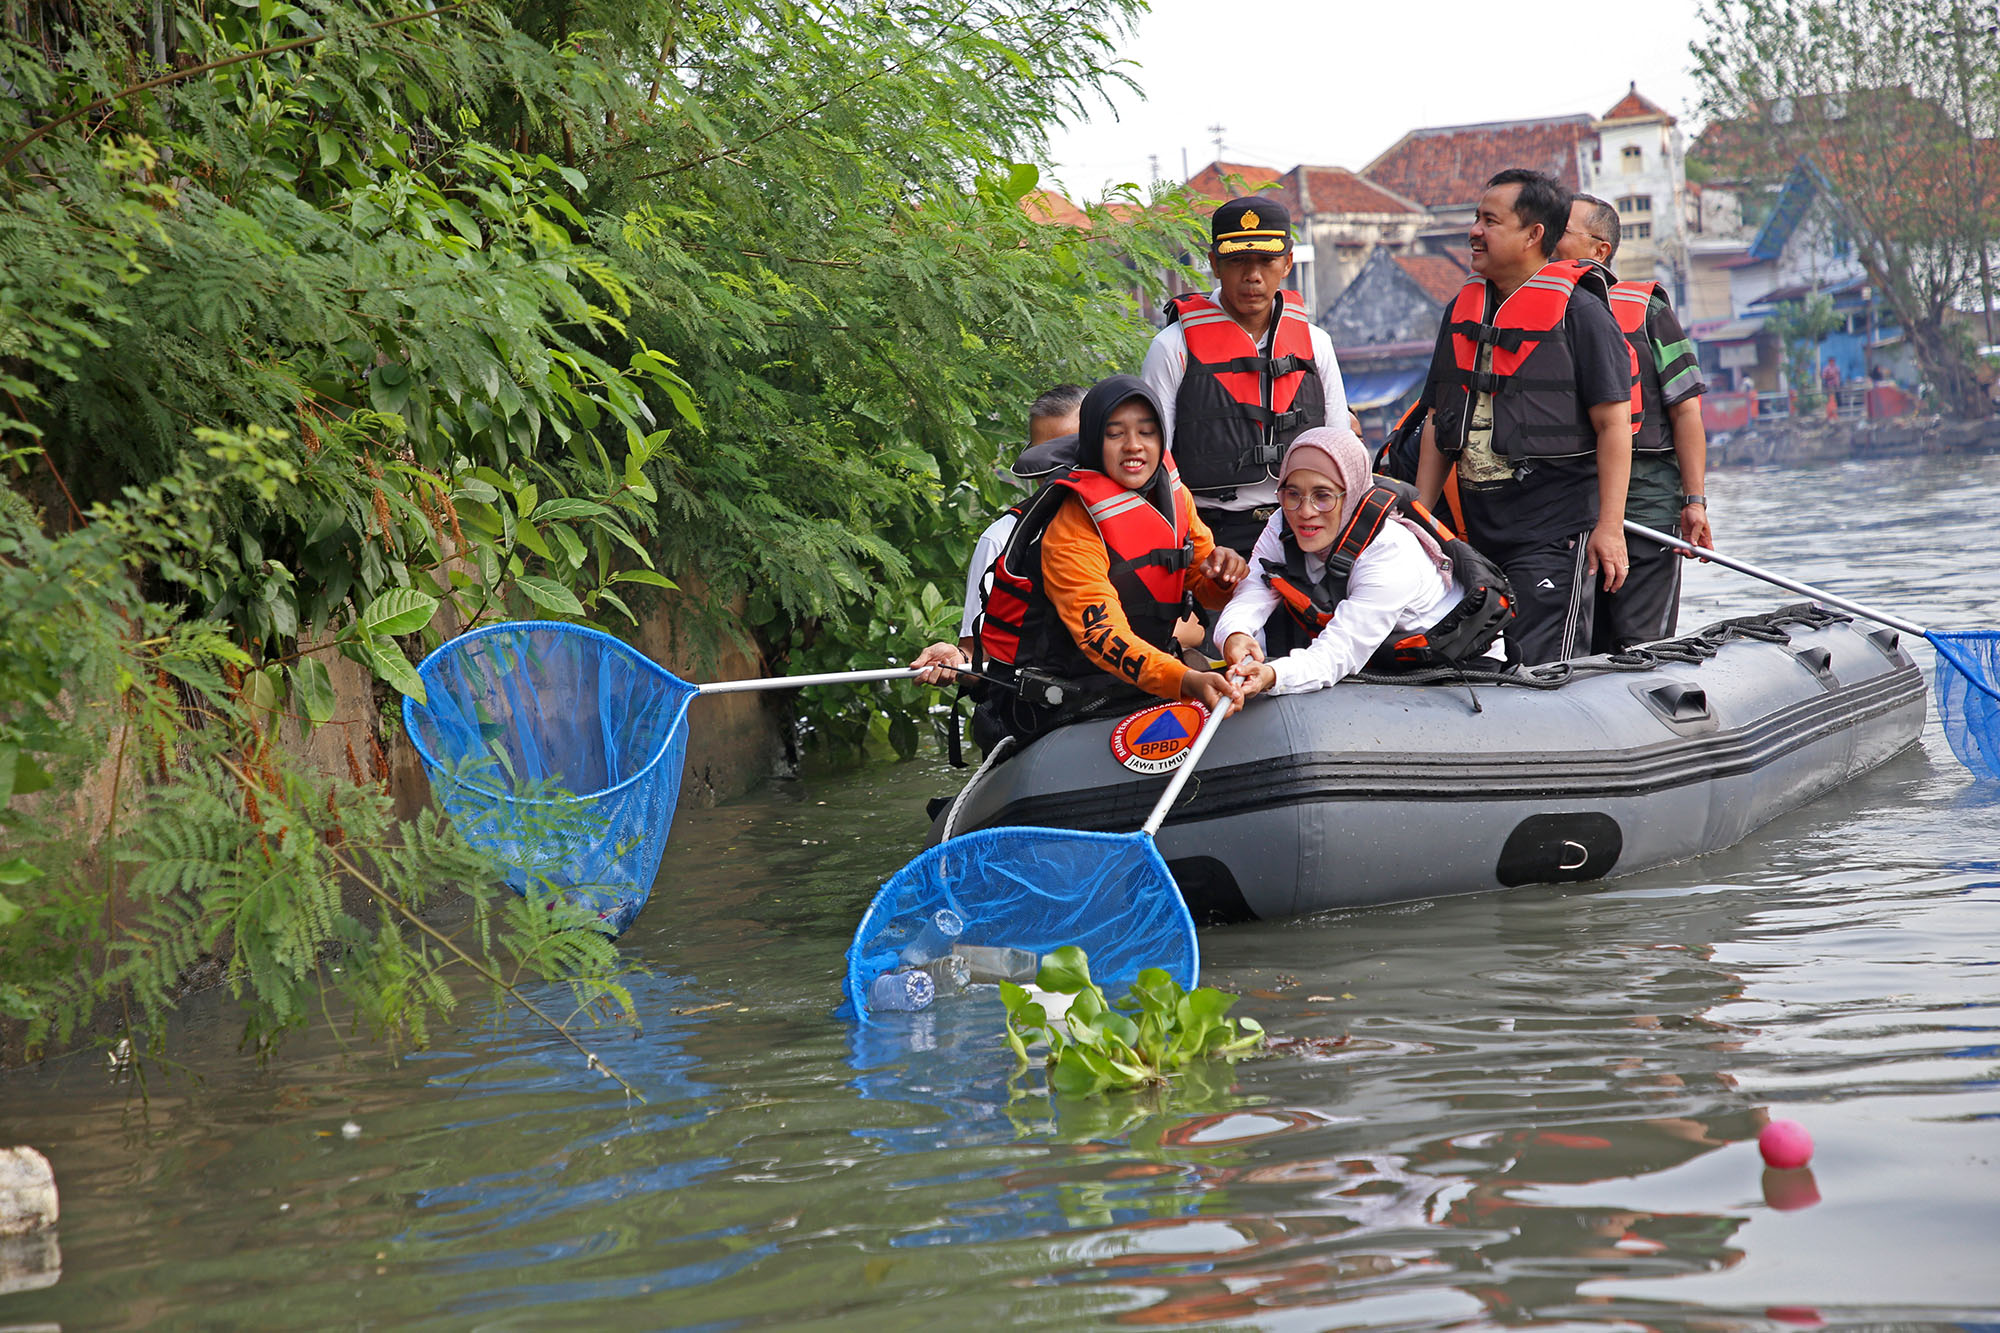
[1362,114,1597,210]
[1392,252,1470,305]
[1601,82,1676,125]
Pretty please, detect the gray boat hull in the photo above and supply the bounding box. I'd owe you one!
[937,606,1926,923]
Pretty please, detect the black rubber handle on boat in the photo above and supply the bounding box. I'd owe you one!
[1623,521,1928,637]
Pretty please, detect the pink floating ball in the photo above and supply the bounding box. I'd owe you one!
[1759,1118,1814,1170]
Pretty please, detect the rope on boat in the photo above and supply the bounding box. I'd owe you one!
[1350,603,1851,692]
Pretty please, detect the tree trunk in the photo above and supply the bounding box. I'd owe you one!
[1905,315,1992,419]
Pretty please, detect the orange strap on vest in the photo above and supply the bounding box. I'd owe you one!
[1608,279,1657,336]
[1608,278,1657,433]
[1447,260,1590,386]
[1058,468,1192,607]
[1171,290,1317,417]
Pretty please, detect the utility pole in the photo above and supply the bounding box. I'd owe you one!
[1207,123,1226,159]
[1148,154,1159,189]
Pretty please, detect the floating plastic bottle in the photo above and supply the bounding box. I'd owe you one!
[952,944,1040,984]
[869,968,935,1013]
[919,953,970,994]
[898,908,965,967]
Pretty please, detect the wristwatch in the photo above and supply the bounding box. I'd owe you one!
[1681,494,1707,508]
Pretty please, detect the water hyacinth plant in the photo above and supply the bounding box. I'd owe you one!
[1000,946,1264,1098]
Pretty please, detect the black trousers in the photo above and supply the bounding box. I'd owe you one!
[1592,534,1681,653]
[1491,531,1595,667]
[1197,504,1275,561]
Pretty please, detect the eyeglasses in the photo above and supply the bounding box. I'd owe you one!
[1565,225,1612,245]
[1279,486,1344,514]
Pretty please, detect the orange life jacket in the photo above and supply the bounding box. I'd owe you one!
[1609,279,1675,454]
[1259,479,1514,669]
[1433,259,1636,465]
[978,468,1191,684]
[1165,289,1326,494]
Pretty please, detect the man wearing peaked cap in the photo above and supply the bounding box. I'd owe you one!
[1142,195,1350,562]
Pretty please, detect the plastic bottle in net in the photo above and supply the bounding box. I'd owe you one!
[845,825,1199,1021]
[405,621,697,934]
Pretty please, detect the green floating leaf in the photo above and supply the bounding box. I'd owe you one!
[0,891,19,929]
[1036,944,1092,995]
[362,587,439,638]
[0,856,42,887]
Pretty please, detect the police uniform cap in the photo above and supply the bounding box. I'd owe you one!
[1212,196,1292,256]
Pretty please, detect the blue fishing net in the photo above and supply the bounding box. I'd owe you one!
[845,826,1199,1022]
[1932,630,2000,781]
[405,621,696,935]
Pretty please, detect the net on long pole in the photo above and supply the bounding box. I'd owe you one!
[845,826,1199,1021]
[1932,630,2000,781]
[405,622,696,935]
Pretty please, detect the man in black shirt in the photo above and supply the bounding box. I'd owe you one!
[1558,193,1713,651]
[1415,168,1632,666]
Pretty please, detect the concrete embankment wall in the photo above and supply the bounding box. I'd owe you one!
[1710,415,2000,469]
[1,592,784,1067]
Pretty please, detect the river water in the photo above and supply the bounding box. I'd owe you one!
[4,452,2000,1330]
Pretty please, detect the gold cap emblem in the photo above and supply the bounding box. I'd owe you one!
[1240,209,1260,231]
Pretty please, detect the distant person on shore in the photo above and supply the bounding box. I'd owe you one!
[1413,168,1633,666]
[910,385,1084,683]
[1140,196,1349,561]
[1557,193,1713,651]
[967,376,1246,746]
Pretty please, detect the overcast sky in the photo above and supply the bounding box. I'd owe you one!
[1041,0,1714,201]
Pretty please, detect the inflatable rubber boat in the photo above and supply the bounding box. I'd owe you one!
[933,605,1925,923]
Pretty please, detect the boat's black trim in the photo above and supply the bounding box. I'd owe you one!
[978,664,1925,832]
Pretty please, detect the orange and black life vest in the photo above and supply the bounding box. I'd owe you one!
[1165,289,1326,494]
[1258,479,1514,669]
[978,468,1192,685]
[1433,259,1636,465]
[1609,278,1674,454]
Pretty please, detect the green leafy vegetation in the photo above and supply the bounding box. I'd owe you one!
[1001,946,1265,1099]
[1767,292,1842,413]
[0,0,1202,1064]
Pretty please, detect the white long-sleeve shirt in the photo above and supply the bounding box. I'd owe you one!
[957,512,1017,639]
[1214,512,1461,695]
[1139,291,1348,512]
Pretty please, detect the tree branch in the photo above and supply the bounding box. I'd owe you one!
[0,2,476,172]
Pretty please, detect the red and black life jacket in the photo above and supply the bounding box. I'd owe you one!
[1609,278,1673,454]
[1165,289,1327,494]
[978,468,1192,685]
[1433,259,1637,465]
[1258,479,1514,669]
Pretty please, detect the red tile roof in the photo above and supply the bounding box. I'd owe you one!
[1020,188,1091,229]
[1393,253,1470,305]
[1363,115,1597,210]
[1283,165,1425,216]
[1185,160,1291,209]
[1602,82,1675,125]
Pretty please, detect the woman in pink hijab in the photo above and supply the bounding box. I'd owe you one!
[1215,425,1464,698]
